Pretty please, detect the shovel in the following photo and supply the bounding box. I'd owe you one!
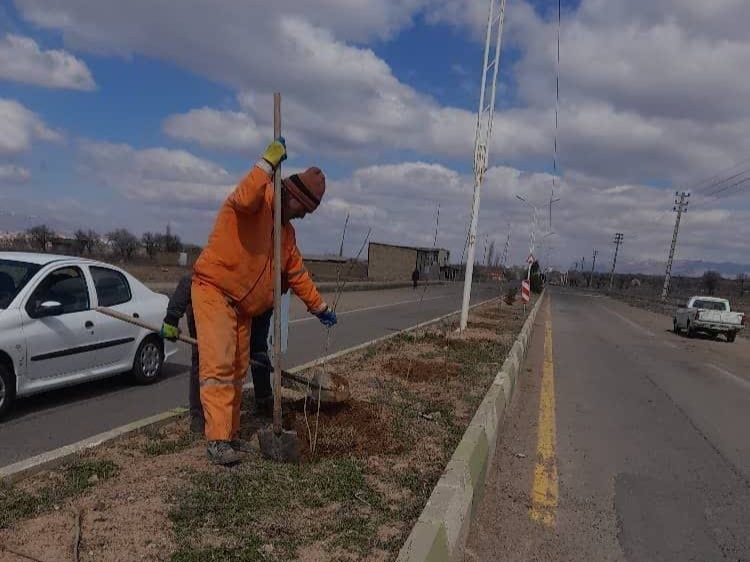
[257,92,303,463]
[95,306,350,406]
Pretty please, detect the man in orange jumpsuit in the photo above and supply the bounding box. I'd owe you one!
[192,137,337,465]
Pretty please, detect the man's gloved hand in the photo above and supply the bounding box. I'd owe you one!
[261,136,287,170]
[160,322,180,341]
[316,307,337,328]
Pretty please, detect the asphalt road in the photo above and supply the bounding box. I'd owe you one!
[0,283,500,467]
[466,288,750,561]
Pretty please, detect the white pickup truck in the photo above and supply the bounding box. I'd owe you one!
[673,296,745,342]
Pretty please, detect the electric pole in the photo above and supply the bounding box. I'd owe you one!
[609,233,624,290]
[460,0,508,331]
[661,192,690,300]
[589,248,598,287]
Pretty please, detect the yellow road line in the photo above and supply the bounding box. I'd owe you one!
[530,299,558,526]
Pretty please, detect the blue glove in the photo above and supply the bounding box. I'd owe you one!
[317,308,337,328]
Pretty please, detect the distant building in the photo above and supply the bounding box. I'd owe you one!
[367,242,451,281]
[304,255,367,281]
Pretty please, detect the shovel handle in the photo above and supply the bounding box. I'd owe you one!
[95,306,314,386]
[95,306,199,345]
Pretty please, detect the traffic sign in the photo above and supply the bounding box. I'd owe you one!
[521,279,530,304]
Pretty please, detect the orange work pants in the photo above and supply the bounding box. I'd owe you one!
[191,280,251,441]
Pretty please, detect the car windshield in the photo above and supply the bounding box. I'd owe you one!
[0,259,43,309]
[693,300,727,311]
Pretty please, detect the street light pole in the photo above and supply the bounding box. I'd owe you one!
[460,0,508,331]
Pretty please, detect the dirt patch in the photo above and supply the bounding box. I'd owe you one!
[1,295,537,562]
[384,357,459,382]
[287,400,403,459]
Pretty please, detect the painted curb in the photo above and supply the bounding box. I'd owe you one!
[0,407,188,485]
[0,295,501,484]
[397,291,546,562]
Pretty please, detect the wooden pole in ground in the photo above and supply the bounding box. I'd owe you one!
[272,92,283,437]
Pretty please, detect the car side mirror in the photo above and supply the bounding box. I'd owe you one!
[37,300,64,317]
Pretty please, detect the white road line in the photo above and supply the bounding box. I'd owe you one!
[599,304,656,337]
[706,363,750,392]
[289,295,450,324]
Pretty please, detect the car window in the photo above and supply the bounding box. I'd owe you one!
[90,266,132,307]
[693,300,726,311]
[0,259,42,309]
[27,267,90,317]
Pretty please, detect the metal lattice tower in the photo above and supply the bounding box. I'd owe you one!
[661,191,690,300]
[500,224,511,267]
[588,248,598,287]
[460,0,508,331]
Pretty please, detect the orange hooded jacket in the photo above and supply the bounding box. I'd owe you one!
[193,165,326,318]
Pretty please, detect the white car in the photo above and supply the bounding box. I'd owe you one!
[0,252,179,418]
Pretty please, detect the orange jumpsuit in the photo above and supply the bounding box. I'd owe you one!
[192,165,326,441]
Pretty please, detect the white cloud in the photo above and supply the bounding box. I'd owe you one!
[0,164,31,182]
[12,0,750,268]
[0,34,95,90]
[163,108,265,153]
[78,140,234,207]
[0,98,63,154]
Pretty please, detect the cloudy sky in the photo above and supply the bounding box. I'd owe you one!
[1,0,750,272]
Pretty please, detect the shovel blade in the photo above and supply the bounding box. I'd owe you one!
[307,371,351,405]
[258,427,301,463]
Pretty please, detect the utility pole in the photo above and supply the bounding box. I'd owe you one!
[661,192,690,300]
[460,0,508,331]
[609,233,624,290]
[589,248,598,287]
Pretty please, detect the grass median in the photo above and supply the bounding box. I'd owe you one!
[0,294,535,562]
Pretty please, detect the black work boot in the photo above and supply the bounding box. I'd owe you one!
[206,440,242,466]
[230,438,255,453]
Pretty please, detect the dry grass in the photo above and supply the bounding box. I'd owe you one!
[0,296,535,562]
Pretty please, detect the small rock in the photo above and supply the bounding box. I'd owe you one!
[127,495,135,502]
[53,504,60,511]
[92,500,106,511]
[88,474,99,484]
[515,453,527,459]
[261,544,274,555]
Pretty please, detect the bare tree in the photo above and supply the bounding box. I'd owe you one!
[142,232,160,259]
[27,224,54,251]
[85,230,100,255]
[107,229,140,260]
[74,229,88,255]
[701,270,721,296]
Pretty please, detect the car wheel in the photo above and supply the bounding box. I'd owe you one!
[727,332,736,343]
[0,363,15,419]
[132,336,164,384]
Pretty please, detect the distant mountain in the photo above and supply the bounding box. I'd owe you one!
[616,258,750,278]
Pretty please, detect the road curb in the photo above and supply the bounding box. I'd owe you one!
[397,291,546,562]
[1,295,501,484]
[0,407,188,485]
